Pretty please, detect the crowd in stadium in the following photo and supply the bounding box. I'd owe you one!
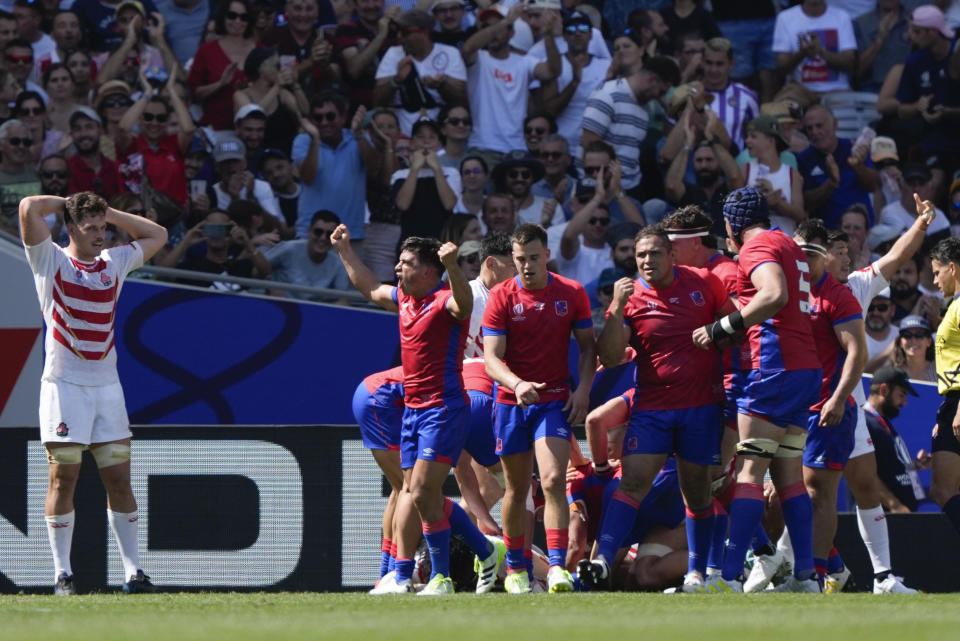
[7,0,960,596]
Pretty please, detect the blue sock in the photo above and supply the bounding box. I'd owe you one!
[721,483,765,581]
[444,498,492,558]
[827,547,844,574]
[596,490,641,562]
[395,558,415,582]
[504,534,524,572]
[814,557,828,578]
[708,504,727,571]
[379,550,391,578]
[685,506,714,575]
[525,553,534,581]
[387,554,396,573]
[944,495,960,535]
[422,523,451,579]
[751,522,771,552]
[780,482,815,579]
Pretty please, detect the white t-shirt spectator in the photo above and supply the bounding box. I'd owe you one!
[548,55,610,153]
[467,50,539,153]
[556,242,612,286]
[375,43,467,135]
[517,194,564,227]
[880,200,948,236]
[213,179,282,221]
[772,4,857,93]
[526,29,612,61]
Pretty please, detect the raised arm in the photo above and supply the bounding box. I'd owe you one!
[107,206,168,261]
[18,195,62,246]
[874,195,935,280]
[597,277,633,367]
[462,4,523,65]
[330,223,397,310]
[440,243,472,320]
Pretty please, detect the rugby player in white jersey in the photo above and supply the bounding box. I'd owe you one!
[19,193,167,595]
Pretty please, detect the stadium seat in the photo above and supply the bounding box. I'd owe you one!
[822,92,881,140]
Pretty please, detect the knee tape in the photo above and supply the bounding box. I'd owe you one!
[91,443,131,468]
[47,445,84,465]
[774,432,807,458]
[735,438,779,459]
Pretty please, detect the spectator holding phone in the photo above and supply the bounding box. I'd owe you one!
[159,209,271,286]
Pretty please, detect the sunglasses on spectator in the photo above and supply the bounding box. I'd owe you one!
[460,253,480,264]
[868,302,890,312]
[446,117,471,126]
[600,285,614,296]
[142,112,168,122]
[901,331,929,340]
[539,151,564,160]
[41,170,68,179]
[6,53,33,65]
[508,169,532,180]
[524,126,546,136]
[564,23,590,34]
[18,106,44,116]
[103,96,132,108]
[312,227,334,238]
[589,217,610,226]
[583,165,602,175]
[5,136,32,146]
[875,160,898,170]
[226,10,249,21]
[462,167,485,176]
[313,111,339,122]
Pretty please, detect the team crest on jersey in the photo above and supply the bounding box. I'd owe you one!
[100,272,113,287]
[56,422,68,437]
[690,291,705,306]
[555,300,568,316]
[74,269,83,282]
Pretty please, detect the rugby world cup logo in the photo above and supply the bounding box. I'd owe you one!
[511,302,525,321]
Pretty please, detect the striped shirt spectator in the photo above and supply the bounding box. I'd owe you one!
[707,82,759,151]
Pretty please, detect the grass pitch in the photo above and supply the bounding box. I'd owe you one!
[1,592,956,641]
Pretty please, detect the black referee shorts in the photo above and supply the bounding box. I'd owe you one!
[933,391,960,455]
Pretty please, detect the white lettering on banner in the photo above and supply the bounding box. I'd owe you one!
[0,440,303,587]
[113,441,303,587]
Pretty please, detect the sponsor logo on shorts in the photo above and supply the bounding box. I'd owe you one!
[556,427,568,438]
[496,438,503,451]
[56,422,68,437]
[422,447,435,457]
[555,301,568,316]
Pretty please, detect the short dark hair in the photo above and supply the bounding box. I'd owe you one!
[42,62,74,88]
[226,199,263,228]
[523,112,557,133]
[214,0,255,38]
[13,0,41,15]
[400,236,444,275]
[4,37,32,54]
[511,223,548,248]
[660,205,717,248]
[481,232,512,261]
[64,192,108,225]
[644,56,681,87]
[311,90,348,116]
[460,154,488,174]
[930,237,960,267]
[310,210,341,227]
[635,224,671,249]
[583,139,615,158]
[795,218,829,248]
[841,203,869,228]
[145,95,170,114]
[482,193,514,215]
[826,229,849,246]
[40,153,69,171]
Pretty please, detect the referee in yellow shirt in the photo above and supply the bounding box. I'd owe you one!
[929,236,960,537]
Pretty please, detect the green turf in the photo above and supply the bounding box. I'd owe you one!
[1,593,957,641]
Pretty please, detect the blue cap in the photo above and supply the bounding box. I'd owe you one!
[899,315,932,335]
[723,187,769,241]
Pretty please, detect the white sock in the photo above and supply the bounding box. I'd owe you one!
[45,511,74,580]
[108,509,140,580]
[856,505,891,574]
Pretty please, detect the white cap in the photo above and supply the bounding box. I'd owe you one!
[234,103,267,124]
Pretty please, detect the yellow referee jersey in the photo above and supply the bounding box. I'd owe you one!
[936,297,960,394]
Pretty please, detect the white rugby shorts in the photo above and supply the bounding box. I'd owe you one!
[39,380,132,445]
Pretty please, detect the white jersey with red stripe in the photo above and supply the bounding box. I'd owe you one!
[25,237,143,386]
[464,277,491,359]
